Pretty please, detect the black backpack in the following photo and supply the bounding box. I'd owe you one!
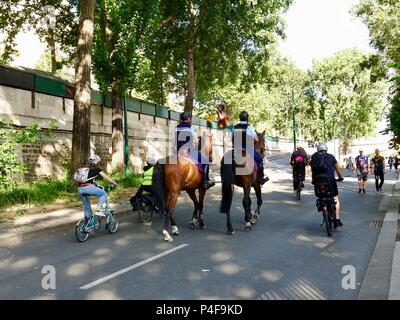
[314,174,335,198]
[311,152,328,175]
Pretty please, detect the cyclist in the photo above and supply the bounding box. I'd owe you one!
[311,143,344,228]
[354,149,369,193]
[290,145,310,193]
[78,155,118,221]
[130,158,156,209]
[370,149,385,192]
[232,111,269,184]
[175,111,215,189]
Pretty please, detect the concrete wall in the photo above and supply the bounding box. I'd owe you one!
[0,84,295,180]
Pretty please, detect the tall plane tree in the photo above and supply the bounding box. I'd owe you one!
[93,0,157,172]
[71,0,96,173]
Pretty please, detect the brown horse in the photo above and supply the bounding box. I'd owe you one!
[219,132,266,235]
[152,133,213,241]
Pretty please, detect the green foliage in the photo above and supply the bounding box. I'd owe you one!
[92,0,158,96]
[137,0,293,112]
[0,1,79,69]
[355,0,400,148]
[0,119,57,189]
[0,178,75,209]
[306,49,389,143]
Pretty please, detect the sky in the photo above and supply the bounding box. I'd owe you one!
[278,0,373,70]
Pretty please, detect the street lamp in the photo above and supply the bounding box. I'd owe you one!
[315,91,328,143]
[291,88,313,150]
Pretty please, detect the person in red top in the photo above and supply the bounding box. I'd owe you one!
[354,150,369,193]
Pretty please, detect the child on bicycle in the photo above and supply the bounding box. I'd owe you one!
[77,155,118,221]
[130,158,156,210]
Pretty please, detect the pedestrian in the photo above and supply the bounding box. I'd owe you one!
[389,156,393,171]
[370,149,385,192]
[354,150,369,193]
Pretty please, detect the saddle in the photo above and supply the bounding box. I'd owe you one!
[179,150,204,173]
[231,149,258,172]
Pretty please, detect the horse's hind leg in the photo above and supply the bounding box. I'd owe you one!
[187,189,199,229]
[243,186,252,231]
[198,186,206,229]
[163,192,178,241]
[251,183,262,224]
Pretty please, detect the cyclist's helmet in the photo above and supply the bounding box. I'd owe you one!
[89,155,101,165]
[180,111,192,121]
[239,111,249,122]
[317,143,328,153]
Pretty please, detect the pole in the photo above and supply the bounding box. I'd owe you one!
[323,104,326,143]
[333,113,336,158]
[123,97,129,174]
[292,91,296,150]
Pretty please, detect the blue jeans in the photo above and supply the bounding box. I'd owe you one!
[253,150,263,165]
[78,185,107,218]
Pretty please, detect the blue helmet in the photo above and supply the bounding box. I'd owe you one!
[180,111,192,121]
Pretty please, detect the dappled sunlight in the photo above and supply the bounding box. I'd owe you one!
[293,233,334,249]
[216,262,241,275]
[205,235,226,241]
[260,270,284,282]
[65,262,90,277]
[258,278,326,300]
[0,256,39,270]
[232,285,256,299]
[185,271,203,281]
[86,288,123,300]
[93,248,112,256]
[210,251,232,262]
[30,294,57,300]
[142,263,162,276]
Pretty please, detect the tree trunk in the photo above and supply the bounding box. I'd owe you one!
[111,86,124,172]
[71,0,96,175]
[48,28,57,74]
[184,46,195,113]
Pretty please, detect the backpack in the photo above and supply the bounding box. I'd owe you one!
[311,152,328,175]
[314,174,335,198]
[73,167,90,183]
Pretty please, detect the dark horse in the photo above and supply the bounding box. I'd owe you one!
[219,132,266,235]
[152,133,213,241]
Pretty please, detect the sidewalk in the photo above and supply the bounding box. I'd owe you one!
[358,173,400,300]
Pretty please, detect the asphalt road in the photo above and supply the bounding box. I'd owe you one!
[0,156,393,300]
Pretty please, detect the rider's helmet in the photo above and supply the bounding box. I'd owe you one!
[89,155,101,165]
[239,111,249,122]
[147,158,156,166]
[317,143,328,153]
[180,111,192,122]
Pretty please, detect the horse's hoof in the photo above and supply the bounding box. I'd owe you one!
[244,223,252,232]
[199,224,204,230]
[251,214,259,224]
[164,236,173,242]
[227,229,235,235]
[173,231,180,236]
[189,223,196,230]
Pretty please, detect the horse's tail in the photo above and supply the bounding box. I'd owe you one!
[152,161,165,213]
[220,155,235,214]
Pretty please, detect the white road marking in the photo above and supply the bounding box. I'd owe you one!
[79,244,189,290]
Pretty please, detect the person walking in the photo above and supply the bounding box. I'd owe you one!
[370,149,385,192]
[354,150,369,193]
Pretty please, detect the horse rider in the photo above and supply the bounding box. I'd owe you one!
[232,111,269,185]
[175,111,215,190]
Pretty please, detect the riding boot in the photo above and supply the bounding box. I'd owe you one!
[257,163,269,185]
[203,164,215,190]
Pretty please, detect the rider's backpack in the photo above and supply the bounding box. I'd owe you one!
[311,152,328,175]
[314,174,335,198]
[73,167,90,183]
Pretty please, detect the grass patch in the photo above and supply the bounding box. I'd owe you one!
[0,172,142,210]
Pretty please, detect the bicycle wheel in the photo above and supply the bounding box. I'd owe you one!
[106,214,119,234]
[296,187,301,200]
[75,219,90,242]
[323,209,332,237]
[138,199,153,223]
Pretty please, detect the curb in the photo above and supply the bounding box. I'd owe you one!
[0,207,135,247]
[358,180,399,300]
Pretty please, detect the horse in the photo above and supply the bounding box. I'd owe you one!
[219,131,266,235]
[152,133,213,241]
